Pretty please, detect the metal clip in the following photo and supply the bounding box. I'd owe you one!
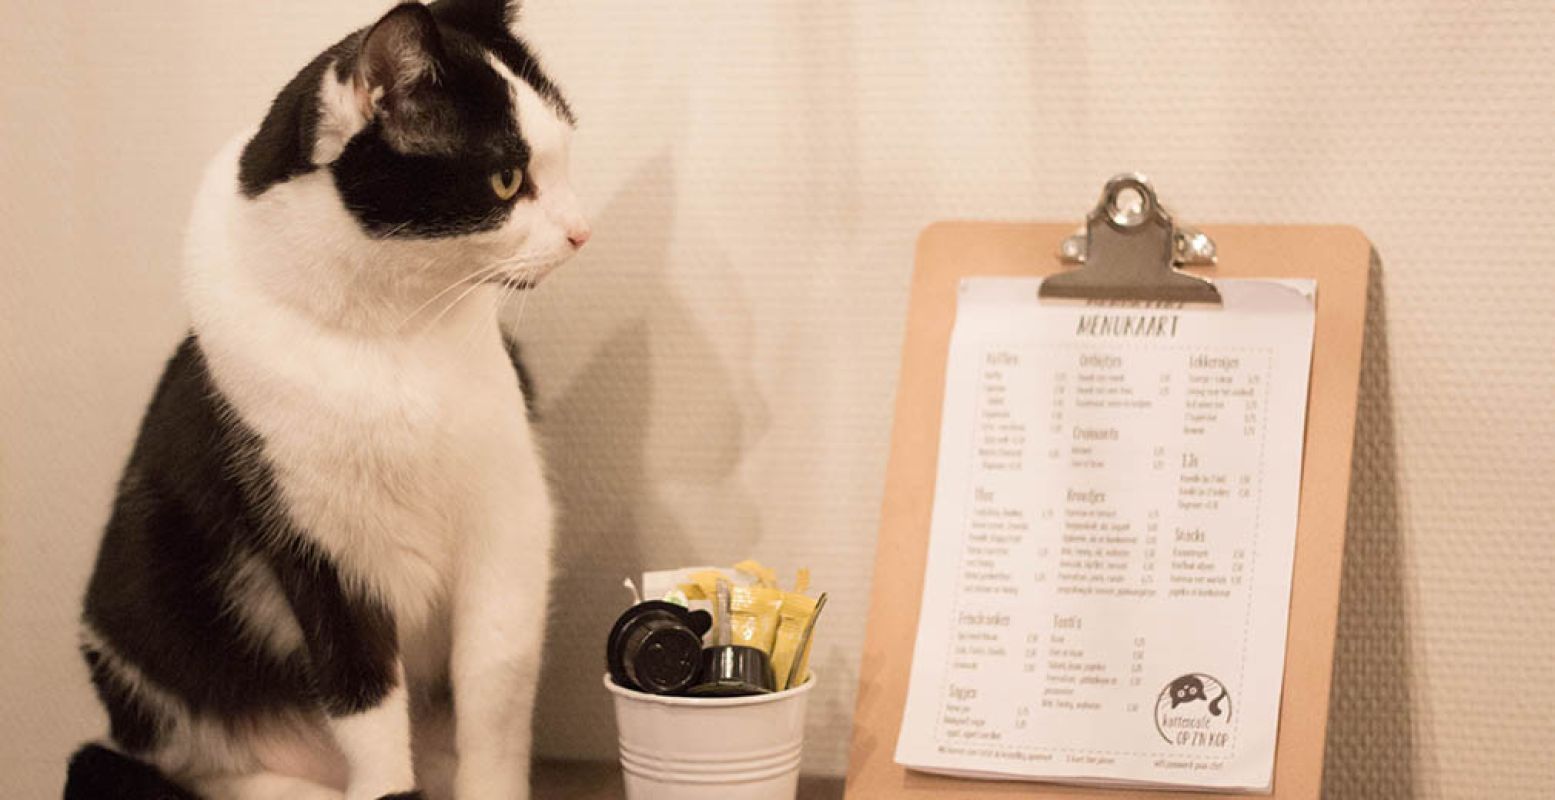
[1060,226,1217,267]
[1042,174,1221,306]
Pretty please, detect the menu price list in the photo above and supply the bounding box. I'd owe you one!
[897,278,1315,791]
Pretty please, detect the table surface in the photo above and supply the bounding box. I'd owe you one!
[534,760,845,799]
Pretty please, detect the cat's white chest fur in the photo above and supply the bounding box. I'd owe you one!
[199,307,542,628]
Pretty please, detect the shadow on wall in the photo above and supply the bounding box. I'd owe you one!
[1322,253,1416,798]
[526,155,767,762]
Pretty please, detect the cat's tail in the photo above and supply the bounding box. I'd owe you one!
[65,743,200,800]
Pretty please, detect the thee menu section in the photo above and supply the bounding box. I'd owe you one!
[896,278,1316,791]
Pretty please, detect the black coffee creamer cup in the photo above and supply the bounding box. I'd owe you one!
[606,601,711,695]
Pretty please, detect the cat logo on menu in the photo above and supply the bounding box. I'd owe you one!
[1154,673,1233,747]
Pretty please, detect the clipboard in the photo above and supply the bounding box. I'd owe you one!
[845,176,1370,799]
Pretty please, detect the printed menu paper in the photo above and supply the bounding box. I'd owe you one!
[894,277,1317,792]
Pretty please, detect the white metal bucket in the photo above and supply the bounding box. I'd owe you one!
[603,671,816,800]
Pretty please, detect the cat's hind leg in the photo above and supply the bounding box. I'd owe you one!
[188,772,345,800]
[262,542,418,799]
[157,712,354,800]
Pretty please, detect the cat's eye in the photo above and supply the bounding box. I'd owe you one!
[489,168,522,201]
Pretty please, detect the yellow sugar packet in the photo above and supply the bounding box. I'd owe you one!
[730,585,784,652]
[686,570,783,651]
[770,590,820,690]
[733,559,779,588]
[682,569,725,601]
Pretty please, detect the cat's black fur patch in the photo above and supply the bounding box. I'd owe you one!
[80,646,163,753]
[81,336,404,749]
[239,0,569,240]
[65,744,200,800]
[271,545,401,717]
[331,4,534,237]
[431,0,574,125]
[65,744,426,799]
[84,337,312,735]
[236,34,353,199]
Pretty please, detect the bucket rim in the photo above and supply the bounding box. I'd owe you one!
[602,670,817,707]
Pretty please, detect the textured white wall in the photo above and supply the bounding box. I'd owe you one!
[3,2,1553,798]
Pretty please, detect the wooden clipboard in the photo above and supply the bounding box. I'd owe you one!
[844,215,1371,799]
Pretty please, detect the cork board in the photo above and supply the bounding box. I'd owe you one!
[845,222,1370,799]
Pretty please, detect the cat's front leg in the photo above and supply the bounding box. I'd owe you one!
[450,496,553,800]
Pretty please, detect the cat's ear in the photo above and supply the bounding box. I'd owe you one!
[353,3,447,143]
[355,3,444,108]
[432,0,520,31]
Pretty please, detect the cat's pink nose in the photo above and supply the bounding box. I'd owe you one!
[567,226,592,249]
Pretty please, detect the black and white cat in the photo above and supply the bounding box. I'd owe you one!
[66,2,587,799]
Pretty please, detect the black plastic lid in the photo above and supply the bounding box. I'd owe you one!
[606,601,712,694]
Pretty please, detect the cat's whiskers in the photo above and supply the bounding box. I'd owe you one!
[473,260,532,349]
[455,258,530,357]
[410,254,442,275]
[422,269,504,334]
[508,263,538,333]
[486,265,535,360]
[410,243,546,310]
[459,267,522,358]
[373,220,415,240]
[402,245,554,342]
[454,285,499,355]
[497,285,526,354]
[486,251,548,271]
[400,263,506,333]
